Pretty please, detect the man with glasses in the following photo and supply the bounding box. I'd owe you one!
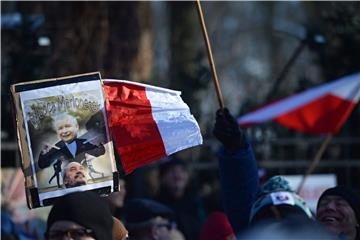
[124,198,184,240]
[45,191,113,239]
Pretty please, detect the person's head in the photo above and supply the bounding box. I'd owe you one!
[316,186,360,240]
[53,113,79,143]
[240,217,336,240]
[250,176,313,224]
[63,162,87,188]
[45,191,113,240]
[159,156,189,199]
[124,198,175,240]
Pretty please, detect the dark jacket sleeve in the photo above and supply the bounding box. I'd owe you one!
[82,142,105,157]
[38,148,58,169]
[217,141,260,235]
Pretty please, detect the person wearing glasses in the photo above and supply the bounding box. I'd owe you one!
[124,198,184,240]
[45,191,113,239]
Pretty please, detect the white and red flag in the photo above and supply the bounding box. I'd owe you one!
[238,72,360,135]
[103,79,203,174]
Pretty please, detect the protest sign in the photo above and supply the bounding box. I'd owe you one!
[11,72,118,208]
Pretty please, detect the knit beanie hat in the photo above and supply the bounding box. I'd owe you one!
[47,191,113,239]
[199,211,234,240]
[124,198,174,225]
[250,176,313,224]
[317,186,360,223]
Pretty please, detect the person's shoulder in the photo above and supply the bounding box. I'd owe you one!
[55,140,66,148]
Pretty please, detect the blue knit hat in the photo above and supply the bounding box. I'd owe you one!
[250,176,313,224]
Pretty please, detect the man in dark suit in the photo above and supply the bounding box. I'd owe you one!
[38,113,105,170]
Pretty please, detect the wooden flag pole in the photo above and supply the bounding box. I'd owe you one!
[296,135,333,193]
[195,0,225,110]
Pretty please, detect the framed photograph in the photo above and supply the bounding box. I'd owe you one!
[11,72,118,208]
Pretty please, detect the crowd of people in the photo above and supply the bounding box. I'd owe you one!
[2,109,360,240]
[213,108,360,240]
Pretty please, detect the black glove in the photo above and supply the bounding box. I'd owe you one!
[213,108,246,153]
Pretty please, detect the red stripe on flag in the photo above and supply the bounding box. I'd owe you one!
[103,82,166,174]
[275,94,356,134]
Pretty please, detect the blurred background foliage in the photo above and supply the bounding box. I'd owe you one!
[2,1,360,190]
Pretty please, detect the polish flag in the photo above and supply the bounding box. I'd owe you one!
[238,72,360,135]
[103,79,203,174]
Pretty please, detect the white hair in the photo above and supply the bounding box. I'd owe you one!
[52,113,78,131]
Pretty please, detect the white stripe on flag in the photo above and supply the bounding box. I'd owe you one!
[145,87,203,155]
[238,72,360,125]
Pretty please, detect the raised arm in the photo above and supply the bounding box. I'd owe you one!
[213,108,260,234]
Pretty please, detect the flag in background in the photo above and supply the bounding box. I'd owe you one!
[103,79,203,174]
[238,72,360,135]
